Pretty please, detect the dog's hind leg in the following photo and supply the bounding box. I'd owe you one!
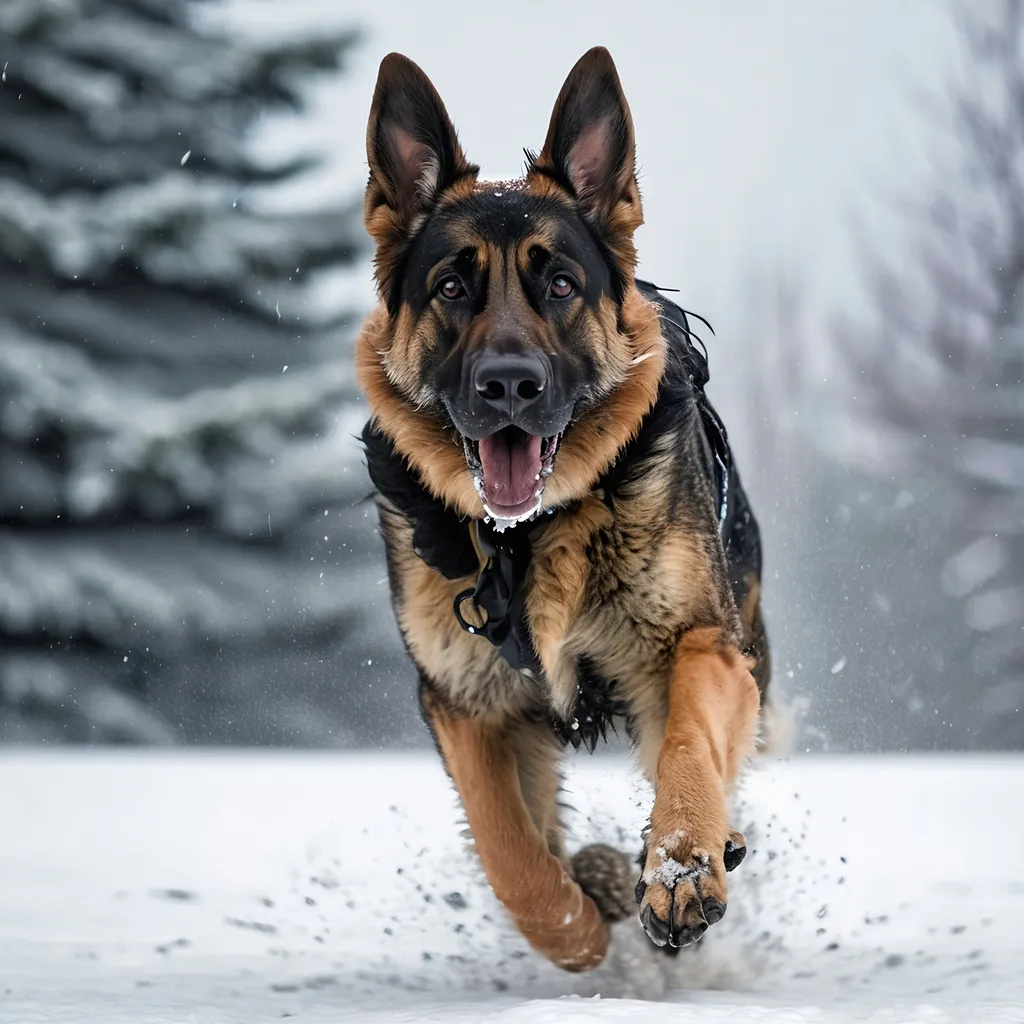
[736,574,787,753]
[633,626,760,949]
[509,718,635,924]
[509,717,568,862]
[422,689,609,972]
[738,574,772,708]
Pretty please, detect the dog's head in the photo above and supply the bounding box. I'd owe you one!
[357,47,665,527]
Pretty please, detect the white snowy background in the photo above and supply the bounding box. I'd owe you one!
[3,751,1023,1022]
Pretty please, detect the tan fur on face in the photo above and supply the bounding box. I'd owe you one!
[357,313,481,516]
[524,171,643,287]
[543,286,665,507]
[356,265,665,520]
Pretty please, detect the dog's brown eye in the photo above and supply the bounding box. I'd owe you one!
[550,275,575,299]
[438,277,464,300]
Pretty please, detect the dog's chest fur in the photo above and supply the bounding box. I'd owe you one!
[524,446,722,721]
[365,415,731,730]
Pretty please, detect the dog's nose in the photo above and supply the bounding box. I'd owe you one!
[472,350,548,415]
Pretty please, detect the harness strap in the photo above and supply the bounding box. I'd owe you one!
[452,519,542,676]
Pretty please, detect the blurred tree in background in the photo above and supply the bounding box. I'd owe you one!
[3,1,1018,753]
[729,275,968,753]
[731,1,1024,752]
[0,0,416,744]
[828,0,1024,747]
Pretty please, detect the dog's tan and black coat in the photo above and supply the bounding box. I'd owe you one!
[356,46,771,971]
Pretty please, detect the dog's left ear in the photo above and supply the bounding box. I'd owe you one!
[531,47,642,238]
[365,53,478,254]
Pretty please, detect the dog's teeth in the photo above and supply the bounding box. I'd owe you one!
[535,474,540,481]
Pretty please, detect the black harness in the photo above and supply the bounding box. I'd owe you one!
[452,516,543,676]
[449,285,734,677]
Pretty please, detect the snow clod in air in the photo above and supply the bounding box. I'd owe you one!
[282,365,288,373]
[830,657,847,675]
[2,62,7,84]
[180,150,191,166]
[275,300,281,320]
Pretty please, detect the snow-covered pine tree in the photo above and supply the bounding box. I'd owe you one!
[834,0,1024,747]
[0,0,415,745]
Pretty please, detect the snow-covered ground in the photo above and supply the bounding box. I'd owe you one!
[1,751,1022,1023]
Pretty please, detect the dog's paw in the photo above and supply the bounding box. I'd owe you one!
[634,829,736,949]
[570,843,635,923]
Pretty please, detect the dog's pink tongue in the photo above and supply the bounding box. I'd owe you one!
[478,432,543,509]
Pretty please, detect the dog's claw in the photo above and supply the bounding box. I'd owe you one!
[724,831,747,872]
[702,896,727,925]
[634,876,647,905]
[673,920,708,947]
[640,903,670,947]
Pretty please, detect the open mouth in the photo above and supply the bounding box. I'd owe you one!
[462,426,562,528]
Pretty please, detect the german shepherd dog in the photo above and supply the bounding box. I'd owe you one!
[357,47,770,972]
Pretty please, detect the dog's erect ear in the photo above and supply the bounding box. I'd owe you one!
[531,47,641,236]
[365,53,477,244]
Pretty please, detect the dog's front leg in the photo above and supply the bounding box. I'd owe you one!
[422,689,608,971]
[636,626,760,949]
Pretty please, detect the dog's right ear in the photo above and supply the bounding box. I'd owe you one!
[530,47,641,238]
[365,54,477,255]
